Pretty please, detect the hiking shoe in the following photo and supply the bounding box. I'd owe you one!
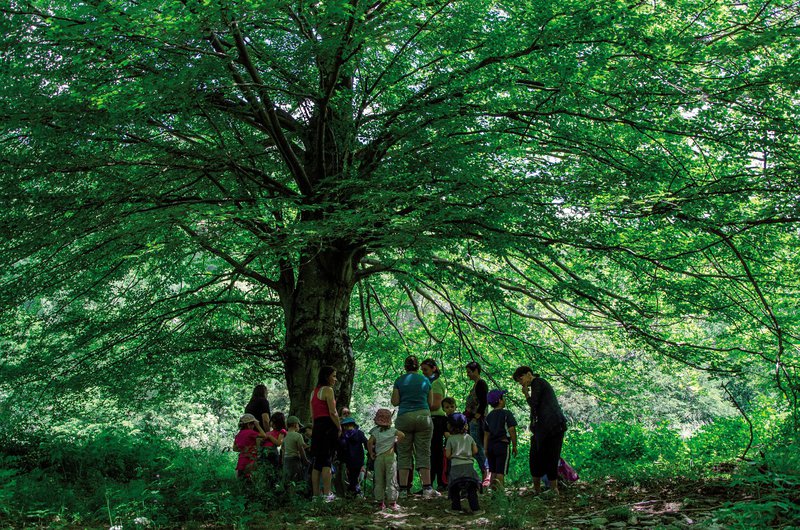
[390,502,400,511]
[471,510,486,516]
[445,508,462,515]
[422,488,441,499]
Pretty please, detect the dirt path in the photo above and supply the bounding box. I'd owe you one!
[278,481,756,529]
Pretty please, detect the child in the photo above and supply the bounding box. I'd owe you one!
[439,397,457,484]
[282,415,309,484]
[367,408,405,510]
[442,397,457,437]
[483,390,518,492]
[445,413,483,515]
[442,397,456,416]
[338,417,369,496]
[233,413,267,480]
[264,412,287,468]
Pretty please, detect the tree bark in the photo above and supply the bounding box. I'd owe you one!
[282,246,360,423]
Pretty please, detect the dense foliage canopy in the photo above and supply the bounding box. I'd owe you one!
[1,0,799,424]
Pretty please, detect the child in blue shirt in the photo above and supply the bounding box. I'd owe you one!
[338,417,369,496]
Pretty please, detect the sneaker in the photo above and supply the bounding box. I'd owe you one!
[390,502,400,511]
[378,502,386,510]
[324,493,336,503]
[445,508,462,515]
[422,488,441,499]
[472,510,486,516]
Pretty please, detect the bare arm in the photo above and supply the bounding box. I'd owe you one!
[427,388,434,409]
[367,436,376,460]
[324,386,341,431]
[509,425,518,456]
[471,442,478,456]
[391,387,400,407]
[395,430,405,442]
[261,412,270,429]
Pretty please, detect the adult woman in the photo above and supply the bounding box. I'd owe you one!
[464,361,490,486]
[310,366,342,501]
[513,365,567,496]
[420,358,446,491]
[391,355,438,498]
[244,384,271,431]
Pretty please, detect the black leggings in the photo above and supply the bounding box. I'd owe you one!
[311,417,338,471]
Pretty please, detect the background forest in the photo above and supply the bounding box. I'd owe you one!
[2,0,800,527]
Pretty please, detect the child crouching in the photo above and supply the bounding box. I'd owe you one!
[367,408,405,510]
[445,412,483,515]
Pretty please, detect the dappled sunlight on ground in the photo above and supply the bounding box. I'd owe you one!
[279,479,765,529]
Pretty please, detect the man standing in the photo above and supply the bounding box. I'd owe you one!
[513,366,567,496]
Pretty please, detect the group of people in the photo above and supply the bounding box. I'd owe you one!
[232,357,568,515]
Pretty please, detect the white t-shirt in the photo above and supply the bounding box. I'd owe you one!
[446,433,476,465]
[369,425,399,455]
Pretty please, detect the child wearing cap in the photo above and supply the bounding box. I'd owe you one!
[338,417,369,496]
[444,412,483,515]
[483,390,518,492]
[233,413,268,480]
[282,415,309,485]
[368,408,405,510]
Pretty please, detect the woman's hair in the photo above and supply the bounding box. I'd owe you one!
[317,365,337,387]
[465,361,481,373]
[238,421,252,431]
[513,366,539,381]
[421,358,441,379]
[271,412,287,431]
[404,355,420,372]
[250,384,268,402]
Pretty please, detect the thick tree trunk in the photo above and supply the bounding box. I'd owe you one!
[282,247,360,424]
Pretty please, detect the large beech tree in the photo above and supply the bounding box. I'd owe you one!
[2,0,799,422]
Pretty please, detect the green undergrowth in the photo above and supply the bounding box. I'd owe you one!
[1,421,797,528]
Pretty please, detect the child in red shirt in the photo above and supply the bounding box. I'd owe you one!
[234,413,267,479]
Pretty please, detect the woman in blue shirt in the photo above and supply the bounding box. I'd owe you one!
[391,355,438,498]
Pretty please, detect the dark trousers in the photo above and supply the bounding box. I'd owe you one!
[530,430,565,481]
[430,415,448,488]
[346,464,362,493]
[448,479,479,511]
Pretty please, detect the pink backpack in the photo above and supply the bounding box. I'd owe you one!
[558,458,579,482]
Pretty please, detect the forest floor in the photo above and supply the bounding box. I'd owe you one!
[271,479,773,529]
